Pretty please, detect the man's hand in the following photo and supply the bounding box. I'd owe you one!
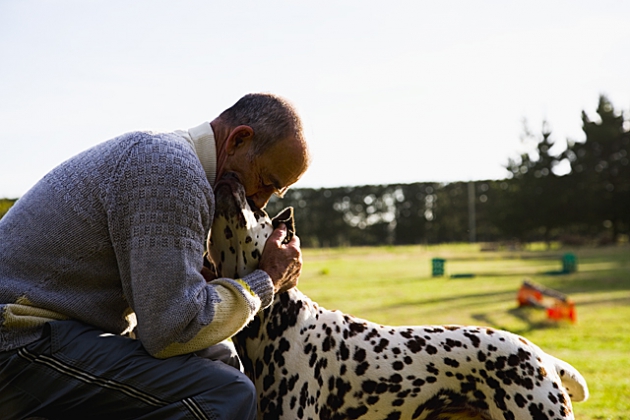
[259,223,302,294]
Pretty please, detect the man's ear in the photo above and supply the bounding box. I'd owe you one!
[226,125,254,155]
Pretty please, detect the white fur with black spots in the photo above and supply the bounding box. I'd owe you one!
[208,174,588,420]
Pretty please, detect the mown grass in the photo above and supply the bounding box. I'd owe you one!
[297,243,630,419]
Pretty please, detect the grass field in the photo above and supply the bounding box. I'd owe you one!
[296,243,630,420]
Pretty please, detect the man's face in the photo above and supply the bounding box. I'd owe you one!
[222,137,307,209]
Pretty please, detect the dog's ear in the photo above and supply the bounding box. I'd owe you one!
[202,251,219,278]
[214,172,248,223]
[271,207,295,245]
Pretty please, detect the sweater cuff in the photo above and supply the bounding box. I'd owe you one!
[243,269,275,309]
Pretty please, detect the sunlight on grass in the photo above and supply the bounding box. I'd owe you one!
[298,243,630,419]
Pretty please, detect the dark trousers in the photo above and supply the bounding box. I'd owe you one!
[0,320,256,420]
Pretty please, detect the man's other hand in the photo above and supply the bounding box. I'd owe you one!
[259,223,302,294]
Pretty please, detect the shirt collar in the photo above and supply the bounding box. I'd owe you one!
[177,122,218,187]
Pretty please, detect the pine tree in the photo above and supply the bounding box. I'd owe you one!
[564,96,630,242]
[503,122,570,245]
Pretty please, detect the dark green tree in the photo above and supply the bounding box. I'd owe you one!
[564,95,630,242]
[500,122,571,244]
[393,183,431,244]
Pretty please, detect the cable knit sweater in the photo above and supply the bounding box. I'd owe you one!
[0,129,274,357]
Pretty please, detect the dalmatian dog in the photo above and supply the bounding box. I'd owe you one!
[208,174,589,420]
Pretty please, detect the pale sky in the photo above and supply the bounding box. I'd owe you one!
[1,0,629,198]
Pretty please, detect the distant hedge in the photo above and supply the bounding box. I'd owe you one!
[0,198,17,220]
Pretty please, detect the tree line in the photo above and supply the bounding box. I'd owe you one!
[2,96,628,247]
[265,95,629,247]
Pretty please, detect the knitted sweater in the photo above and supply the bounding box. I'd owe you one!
[0,130,274,357]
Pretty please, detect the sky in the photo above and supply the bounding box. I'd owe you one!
[1,0,629,198]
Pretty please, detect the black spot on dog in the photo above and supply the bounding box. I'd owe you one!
[224,225,233,239]
[444,357,460,368]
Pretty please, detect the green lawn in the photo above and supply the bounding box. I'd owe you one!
[297,243,630,419]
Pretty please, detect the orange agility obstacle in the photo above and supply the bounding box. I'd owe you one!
[517,280,576,323]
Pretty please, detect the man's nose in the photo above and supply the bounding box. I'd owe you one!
[251,190,274,209]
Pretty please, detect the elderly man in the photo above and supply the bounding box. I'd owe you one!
[0,93,309,419]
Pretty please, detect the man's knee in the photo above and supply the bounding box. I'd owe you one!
[196,366,257,420]
[230,371,257,409]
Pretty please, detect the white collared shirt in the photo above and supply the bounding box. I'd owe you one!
[176,122,218,187]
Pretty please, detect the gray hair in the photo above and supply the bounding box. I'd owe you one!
[219,93,304,156]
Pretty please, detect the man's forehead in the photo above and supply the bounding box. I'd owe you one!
[261,139,308,188]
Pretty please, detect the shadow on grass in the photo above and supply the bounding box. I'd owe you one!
[351,270,629,330]
[469,293,630,335]
[541,276,630,295]
[471,307,560,335]
[361,290,517,314]
[575,295,630,306]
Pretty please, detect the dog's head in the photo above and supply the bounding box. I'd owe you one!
[207,172,294,279]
